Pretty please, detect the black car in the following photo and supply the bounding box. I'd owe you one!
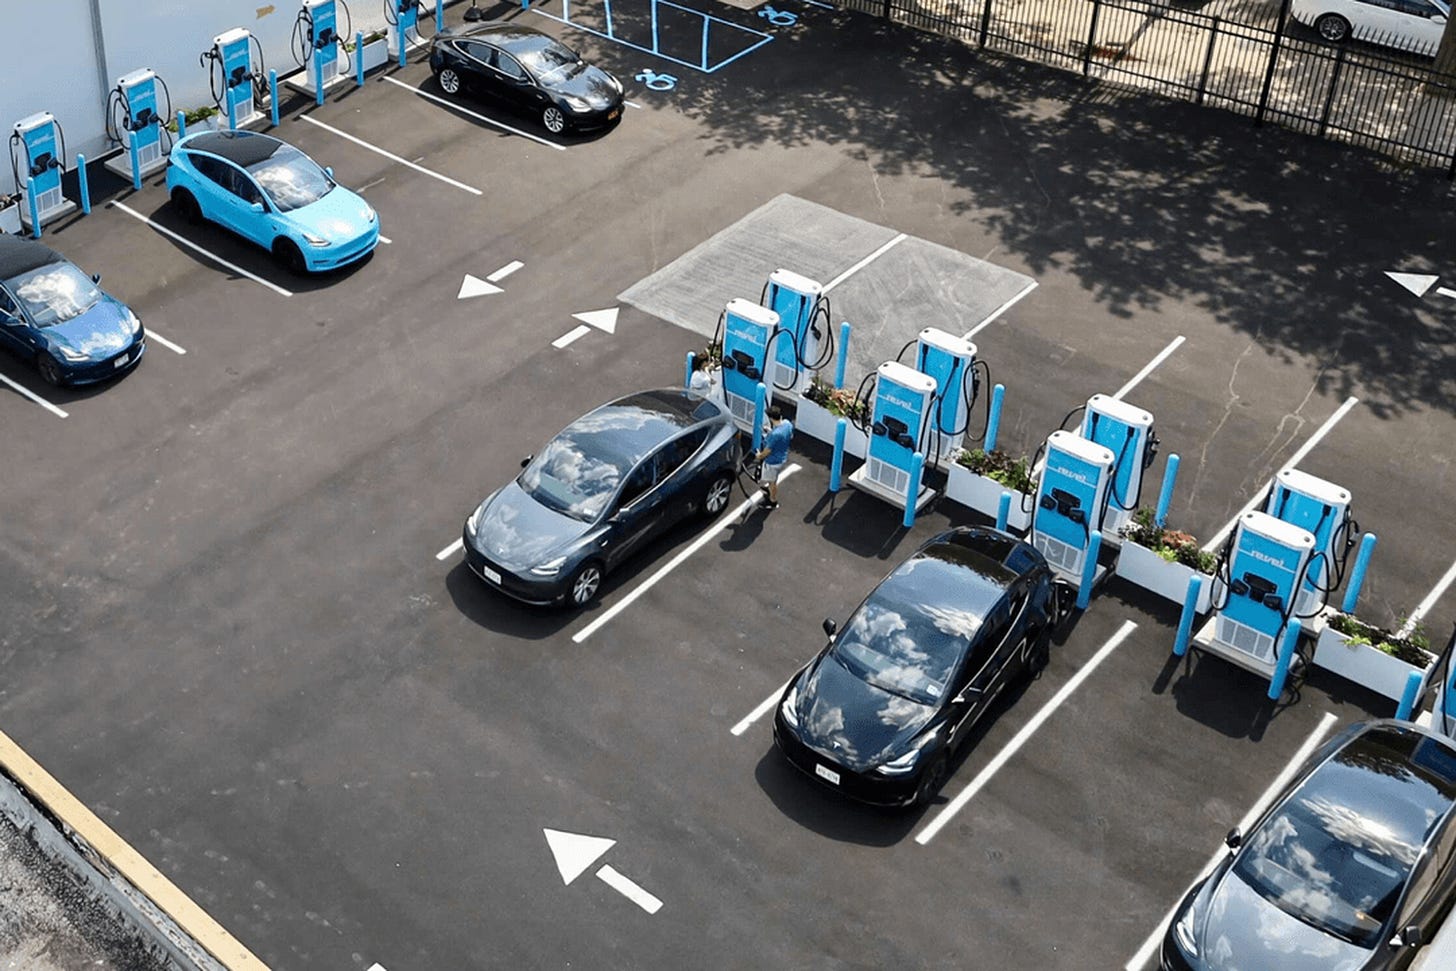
[428,23,624,134]
[774,527,1064,809]
[462,388,740,608]
[1163,720,1456,971]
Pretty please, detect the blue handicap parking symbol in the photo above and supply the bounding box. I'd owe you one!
[635,69,678,91]
[758,6,797,25]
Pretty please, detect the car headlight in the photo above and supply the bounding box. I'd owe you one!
[363,205,376,224]
[55,344,89,362]
[564,95,592,112]
[779,683,800,729]
[874,747,924,776]
[126,310,143,335]
[302,232,332,247]
[466,503,485,538]
[530,555,569,577]
[1173,907,1198,957]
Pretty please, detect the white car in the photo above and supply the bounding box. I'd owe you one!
[1292,0,1450,55]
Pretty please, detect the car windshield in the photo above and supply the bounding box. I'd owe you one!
[518,433,632,523]
[7,261,102,327]
[511,35,581,80]
[247,145,334,212]
[829,559,985,706]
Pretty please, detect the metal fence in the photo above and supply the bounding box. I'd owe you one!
[843,0,1456,175]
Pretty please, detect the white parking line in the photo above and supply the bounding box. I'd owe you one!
[823,234,907,293]
[1122,711,1339,971]
[1113,336,1184,400]
[1201,396,1360,552]
[625,100,642,109]
[552,324,591,349]
[915,619,1137,845]
[436,537,464,562]
[572,465,802,644]
[965,279,1037,339]
[145,327,187,355]
[731,675,795,736]
[298,114,485,195]
[1397,555,1456,638]
[0,373,68,418]
[110,201,294,297]
[377,234,393,245]
[379,76,567,152]
[487,260,523,282]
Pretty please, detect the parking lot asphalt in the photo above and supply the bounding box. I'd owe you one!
[2,2,1455,969]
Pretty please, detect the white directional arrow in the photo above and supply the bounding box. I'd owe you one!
[572,307,619,334]
[1386,271,1439,298]
[543,828,662,914]
[457,274,503,299]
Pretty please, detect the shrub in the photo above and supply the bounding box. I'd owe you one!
[1120,508,1215,573]
[955,448,1036,495]
[1327,613,1434,667]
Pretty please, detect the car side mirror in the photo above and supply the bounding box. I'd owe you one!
[250,201,264,214]
[822,618,837,638]
[1225,827,1242,850]
[1398,924,1423,948]
[520,455,532,468]
[324,166,334,179]
[90,273,101,284]
[953,685,984,706]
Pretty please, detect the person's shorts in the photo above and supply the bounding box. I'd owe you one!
[761,461,785,486]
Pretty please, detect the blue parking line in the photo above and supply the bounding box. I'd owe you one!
[530,0,774,74]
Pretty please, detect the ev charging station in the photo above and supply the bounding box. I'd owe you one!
[719,299,778,432]
[202,28,265,129]
[847,361,939,514]
[1032,430,1115,586]
[8,113,74,231]
[764,268,825,399]
[1266,468,1353,620]
[386,0,429,55]
[288,0,350,98]
[1080,394,1157,537]
[103,69,171,185]
[914,327,977,467]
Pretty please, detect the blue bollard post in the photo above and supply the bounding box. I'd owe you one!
[1076,532,1102,610]
[903,453,925,529]
[1155,453,1181,527]
[751,382,767,454]
[128,133,142,190]
[1341,533,1378,614]
[1395,670,1424,721]
[1267,618,1303,701]
[834,322,851,389]
[227,88,239,130]
[176,109,187,139]
[314,53,325,107]
[437,0,445,31]
[684,352,695,389]
[996,491,1011,532]
[269,70,280,127]
[1173,575,1204,657]
[26,178,41,239]
[355,32,366,86]
[985,383,1006,452]
[398,22,407,67]
[829,419,847,493]
[77,154,91,214]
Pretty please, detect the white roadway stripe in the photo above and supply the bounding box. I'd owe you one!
[1438,286,1456,299]
[1113,336,1184,400]
[0,373,68,418]
[487,260,524,282]
[731,676,794,736]
[625,100,642,109]
[1122,712,1339,971]
[1397,555,1456,638]
[822,234,908,293]
[552,324,592,349]
[436,537,464,561]
[377,234,393,245]
[1201,395,1360,552]
[298,114,485,195]
[145,327,186,355]
[595,864,663,914]
[379,76,567,152]
[915,620,1137,845]
[110,201,294,297]
[965,279,1037,339]
[572,465,802,644]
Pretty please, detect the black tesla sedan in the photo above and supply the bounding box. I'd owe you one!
[428,23,624,134]
[774,527,1063,809]
[462,389,740,608]
[1162,720,1456,971]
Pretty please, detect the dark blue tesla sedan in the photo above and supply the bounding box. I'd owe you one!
[0,234,144,386]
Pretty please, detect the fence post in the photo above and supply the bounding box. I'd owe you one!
[1196,17,1219,105]
[1083,0,1103,77]
[1255,0,1294,125]
[978,0,994,48]
[883,0,892,19]
[1316,46,1346,138]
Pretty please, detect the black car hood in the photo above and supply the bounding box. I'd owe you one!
[473,481,591,570]
[795,655,937,771]
[548,64,620,106]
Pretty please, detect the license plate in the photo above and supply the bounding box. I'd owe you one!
[608,108,620,120]
[481,565,501,585]
[815,764,840,786]
[114,353,129,368]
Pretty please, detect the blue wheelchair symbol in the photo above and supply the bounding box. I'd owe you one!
[635,69,678,91]
[758,6,798,25]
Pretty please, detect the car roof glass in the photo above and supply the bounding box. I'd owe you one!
[0,234,65,283]
[186,130,284,168]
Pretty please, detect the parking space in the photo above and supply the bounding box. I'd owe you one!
[4,1,1456,969]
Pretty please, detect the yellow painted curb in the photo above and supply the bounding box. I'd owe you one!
[0,727,270,970]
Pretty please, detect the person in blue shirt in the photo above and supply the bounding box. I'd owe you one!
[755,406,793,511]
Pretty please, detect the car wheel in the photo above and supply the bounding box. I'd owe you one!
[566,561,604,608]
[702,473,734,517]
[437,68,462,94]
[1314,13,1350,41]
[171,188,201,225]
[542,106,567,134]
[913,754,948,809]
[274,239,308,276]
[35,353,64,387]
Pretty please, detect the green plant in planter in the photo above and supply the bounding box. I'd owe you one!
[803,377,868,425]
[955,448,1036,495]
[344,29,388,51]
[1327,613,1434,667]
[1119,508,1216,573]
[166,105,218,133]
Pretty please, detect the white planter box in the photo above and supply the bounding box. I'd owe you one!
[0,205,20,235]
[1312,625,1436,703]
[945,462,1032,531]
[1114,540,1214,613]
[360,39,391,73]
[795,397,867,460]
